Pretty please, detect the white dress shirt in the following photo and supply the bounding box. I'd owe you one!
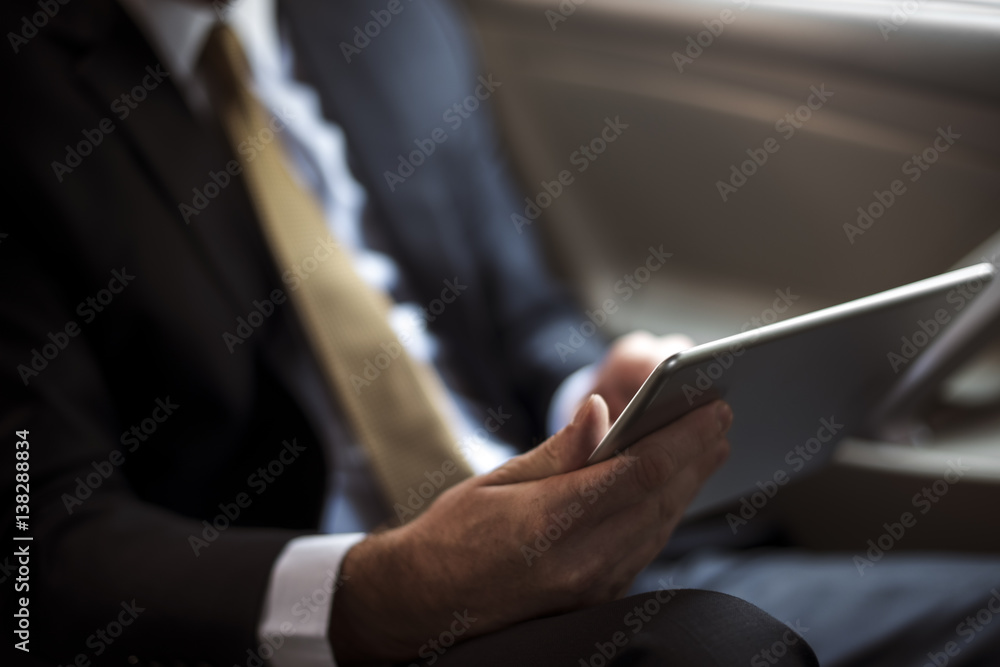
[116,0,597,664]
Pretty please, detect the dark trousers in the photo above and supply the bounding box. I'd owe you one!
[424,589,819,667]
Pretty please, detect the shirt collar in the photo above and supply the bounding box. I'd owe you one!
[117,0,281,109]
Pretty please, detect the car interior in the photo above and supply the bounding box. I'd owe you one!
[457,0,1000,551]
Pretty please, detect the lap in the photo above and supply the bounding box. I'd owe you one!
[423,589,818,667]
[632,549,1000,667]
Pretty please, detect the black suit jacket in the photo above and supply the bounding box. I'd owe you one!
[0,0,604,664]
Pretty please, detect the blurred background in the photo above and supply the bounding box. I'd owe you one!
[458,0,1000,550]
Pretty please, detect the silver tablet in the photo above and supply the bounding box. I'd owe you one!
[586,262,996,517]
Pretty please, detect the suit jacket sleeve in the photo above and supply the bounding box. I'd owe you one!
[0,209,313,666]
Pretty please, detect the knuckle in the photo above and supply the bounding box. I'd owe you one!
[633,446,676,492]
[537,438,564,471]
[560,559,603,595]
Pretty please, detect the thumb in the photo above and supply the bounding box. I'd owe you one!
[485,394,610,486]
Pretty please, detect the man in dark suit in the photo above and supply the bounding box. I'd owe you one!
[0,1,993,666]
[0,0,824,665]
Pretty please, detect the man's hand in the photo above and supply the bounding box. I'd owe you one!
[589,330,695,421]
[329,394,732,663]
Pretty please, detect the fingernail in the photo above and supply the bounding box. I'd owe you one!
[716,402,733,434]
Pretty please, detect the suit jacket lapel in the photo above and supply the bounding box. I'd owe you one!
[74,3,278,313]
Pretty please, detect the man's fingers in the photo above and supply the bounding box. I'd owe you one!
[569,400,732,521]
[590,432,729,558]
[485,394,610,486]
[555,433,729,598]
[651,435,730,522]
[627,400,731,494]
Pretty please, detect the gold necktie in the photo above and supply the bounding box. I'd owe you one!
[199,25,473,521]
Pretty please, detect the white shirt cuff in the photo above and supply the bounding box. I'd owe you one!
[259,533,366,667]
[547,362,601,436]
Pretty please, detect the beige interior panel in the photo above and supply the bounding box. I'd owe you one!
[461,0,1000,340]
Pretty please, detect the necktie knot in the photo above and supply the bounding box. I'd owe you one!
[200,23,251,87]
